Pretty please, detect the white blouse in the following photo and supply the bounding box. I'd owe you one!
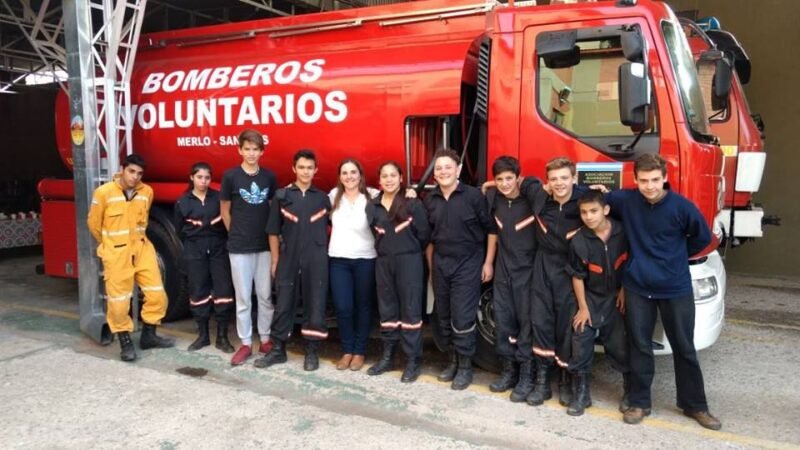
[328,187,379,259]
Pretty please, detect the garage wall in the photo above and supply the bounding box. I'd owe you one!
[667,0,800,279]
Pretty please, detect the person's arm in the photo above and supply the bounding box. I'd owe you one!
[268,235,280,279]
[220,201,232,232]
[219,172,233,231]
[616,286,626,315]
[411,200,431,247]
[572,276,592,332]
[685,202,712,257]
[482,234,497,283]
[86,190,104,243]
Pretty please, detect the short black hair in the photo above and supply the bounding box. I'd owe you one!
[492,156,520,177]
[293,149,316,165]
[577,189,607,208]
[123,153,146,169]
[433,148,460,165]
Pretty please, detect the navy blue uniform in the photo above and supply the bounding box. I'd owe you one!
[488,177,541,363]
[367,196,430,359]
[530,185,587,366]
[607,188,712,413]
[424,182,495,357]
[266,184,331,342]
[174,189,234,322]
[563,219,629,374]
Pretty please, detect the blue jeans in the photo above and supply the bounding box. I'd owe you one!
[330,257,375,355]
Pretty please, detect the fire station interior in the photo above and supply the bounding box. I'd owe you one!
[0,0,798,448]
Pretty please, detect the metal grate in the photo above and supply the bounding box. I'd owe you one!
[476,37,491,121]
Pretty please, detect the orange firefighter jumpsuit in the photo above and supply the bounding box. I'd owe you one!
[87,174,167,333]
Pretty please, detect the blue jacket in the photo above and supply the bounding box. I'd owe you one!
[607,188,711,299]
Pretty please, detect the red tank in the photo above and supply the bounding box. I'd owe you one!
[43,0,727,361]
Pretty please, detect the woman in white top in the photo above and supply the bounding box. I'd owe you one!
[329,159,379,371]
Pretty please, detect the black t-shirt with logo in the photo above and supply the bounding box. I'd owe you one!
[220,166,277,254]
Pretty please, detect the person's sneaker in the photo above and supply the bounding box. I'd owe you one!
[684,410,722,430]
[623,407,651,425]
[259,340,273,355]
[230,345,252,366]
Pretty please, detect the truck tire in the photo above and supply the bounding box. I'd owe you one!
[146,219,189,322]
[474,283,500,373]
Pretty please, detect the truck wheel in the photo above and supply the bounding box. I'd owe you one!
[474,283,500,373]
[146,220,188,322]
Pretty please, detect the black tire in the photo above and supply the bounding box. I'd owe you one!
[474,283,500,373]
[146,219,189,322]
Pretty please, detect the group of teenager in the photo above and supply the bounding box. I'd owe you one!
[89,128,721,430]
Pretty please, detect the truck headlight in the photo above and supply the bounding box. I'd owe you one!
[693,276,718,301]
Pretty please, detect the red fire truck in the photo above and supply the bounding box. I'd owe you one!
[682,18,776,247]
[40,0,728,369]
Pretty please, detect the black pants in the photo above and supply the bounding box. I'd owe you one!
[493,267,534,362]
[376,252,424,358]
[270,250,329,342]
[568,309,629,374]
[185,243,234,323]
[432,251,483,357]
[625,291,709,412]
[531,252,576,367]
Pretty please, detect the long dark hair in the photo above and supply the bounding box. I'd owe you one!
[332,158,368,211]
[187,161,212,192]
[378,161,410,224]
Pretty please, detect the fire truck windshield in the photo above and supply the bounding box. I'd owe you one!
[661,18,711,137]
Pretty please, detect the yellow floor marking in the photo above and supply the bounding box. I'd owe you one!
[2,302,798,449]
[727,318,800,333]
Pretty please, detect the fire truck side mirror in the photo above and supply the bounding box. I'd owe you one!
[711,57,733,111]
[621,28,644,63]
[618,62,650,129]
[537,30,580,69]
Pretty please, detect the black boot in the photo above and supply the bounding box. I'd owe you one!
[489,358,518,393]
[367,341,397,376]
[526,365,553,406]
[188,320,210,351]
[118,332,136,362]
[139,323,175,350]
[451,354,473,391]
[215,321,235,354]
[304,340,320,371]
[401,357,422,383]
[567,372,592,416]
[559,369,573,407]
[510,360,535,403]
[620,372,631,413]
[437,350,458,382]
[253,339,287,368]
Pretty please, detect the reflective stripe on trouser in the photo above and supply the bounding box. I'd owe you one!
[493,267,534,362]
[186,245,234,323]
[376,252,424,358]
[229,251,273,346]
[568,309,629,374]
[103,241,167,333]
[271,250,329,342]
[432,251,483,357]
[530,251,576,366]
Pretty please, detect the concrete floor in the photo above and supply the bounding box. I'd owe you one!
[0,249,799,449]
